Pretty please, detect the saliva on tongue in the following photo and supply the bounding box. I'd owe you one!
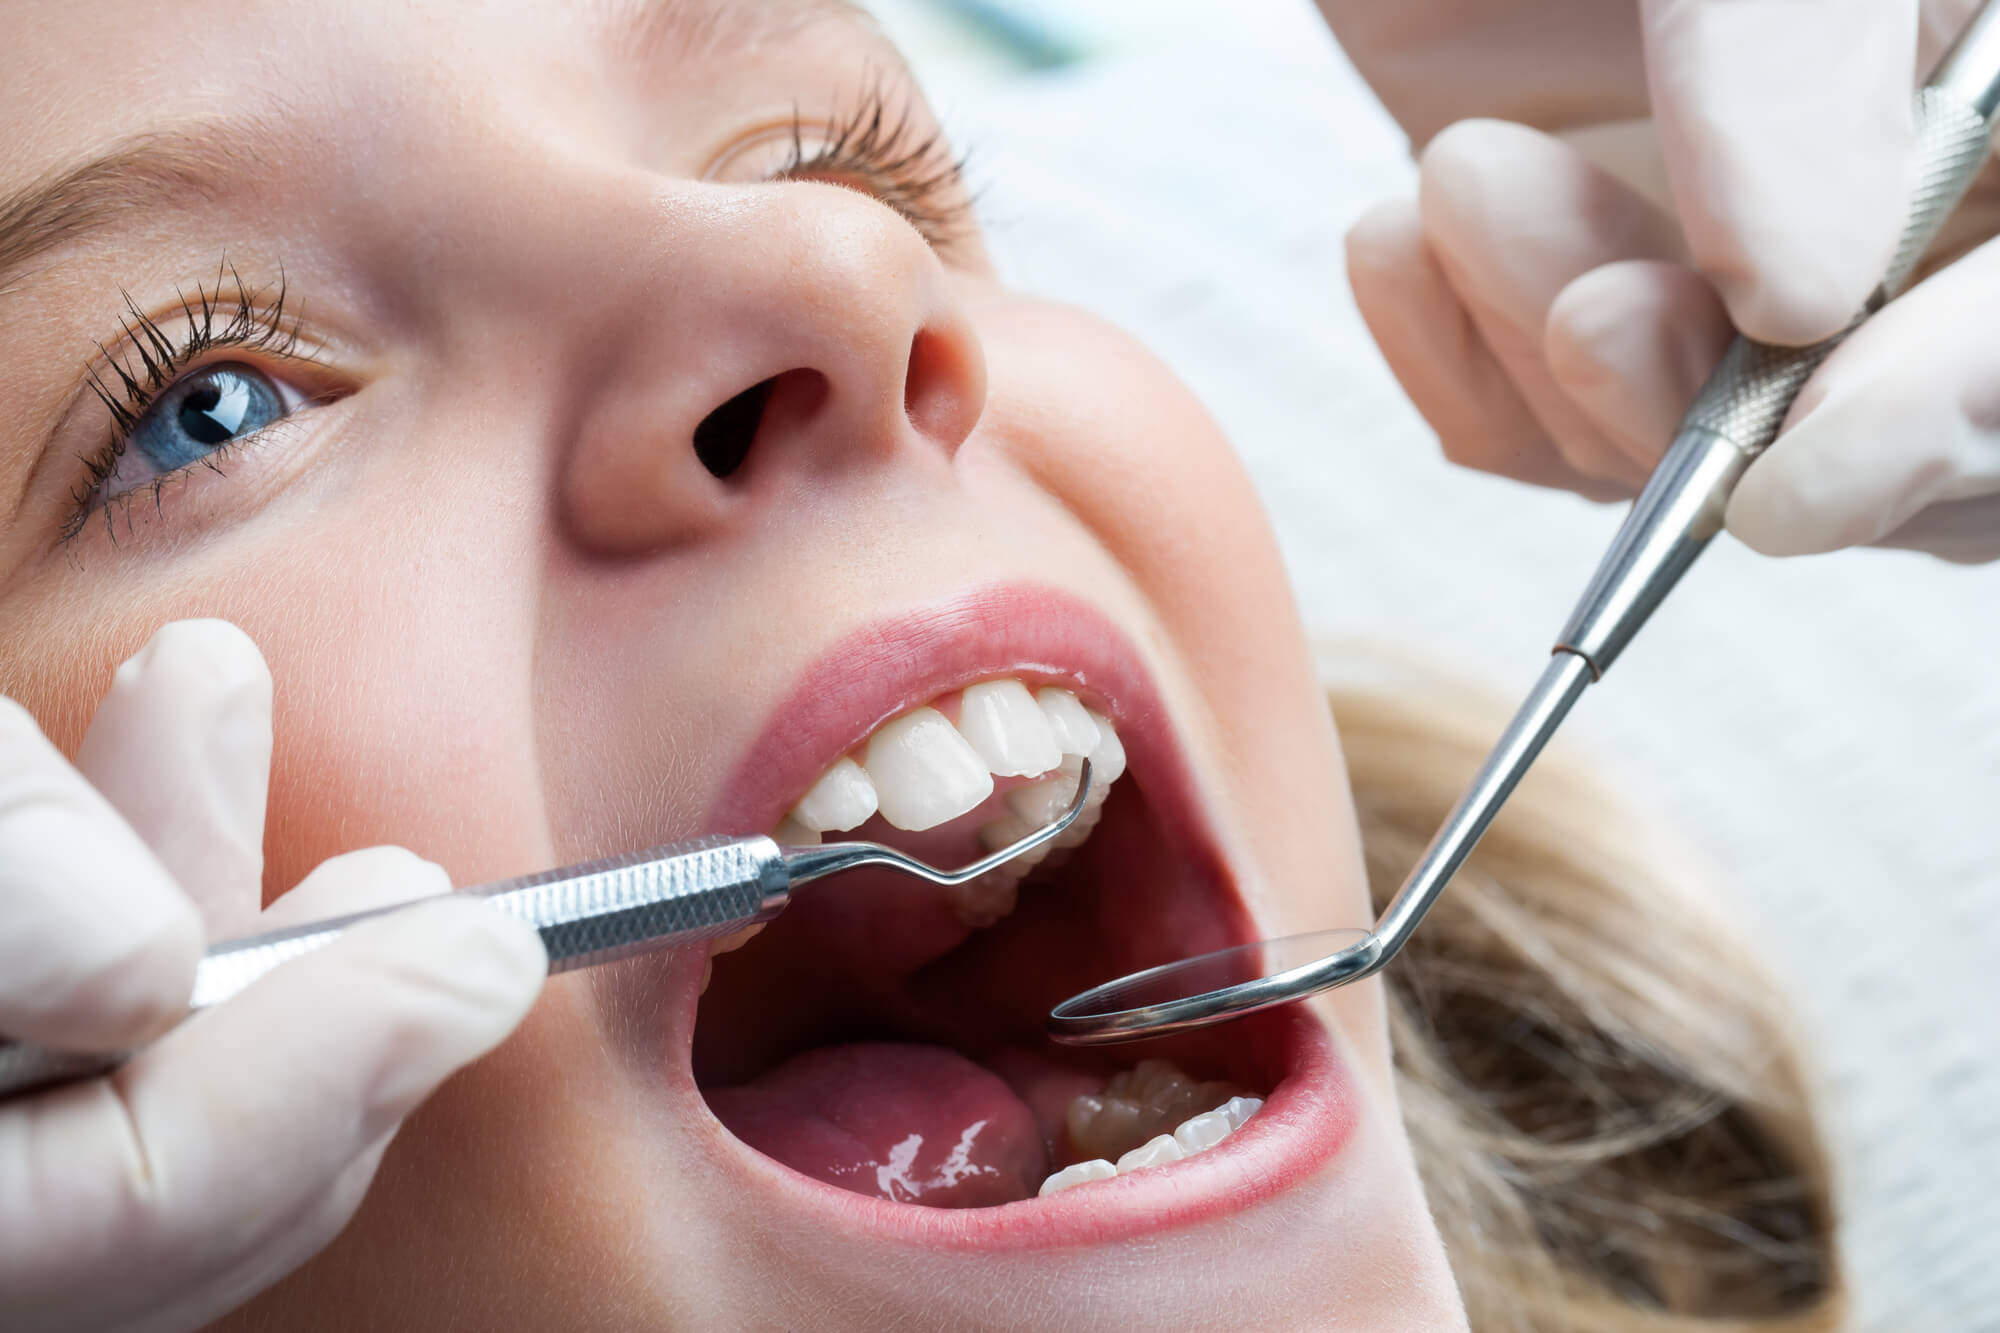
[704,1043,1048,1207]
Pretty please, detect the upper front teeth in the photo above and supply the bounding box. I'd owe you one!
[790,757,878,834]
[957,680,1063,777]
[777,682,1123,838]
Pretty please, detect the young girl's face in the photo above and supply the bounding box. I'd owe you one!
[0,1,1464,1325]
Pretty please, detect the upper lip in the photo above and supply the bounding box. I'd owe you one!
[707,582,1185,844]
[615,581,1355,1245]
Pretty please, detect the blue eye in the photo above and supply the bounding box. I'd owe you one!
[128,363,285,473]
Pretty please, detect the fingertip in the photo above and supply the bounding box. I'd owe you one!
[1344,196,1422,278]
[1545,258,1733,467]
[261,845,455,926]
[124,619,272,709]
[421,897,550,1009]
[1714,266,1867,349]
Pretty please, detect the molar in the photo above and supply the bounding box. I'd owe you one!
[1217,1096,1263,1130]
[862,706,994,831]
[789,756,878,833]
[1066,1059,1249,1163]
[957,680,1062,777]
[1172,1109,1232,1155]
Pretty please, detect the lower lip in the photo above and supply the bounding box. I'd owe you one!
[702,1006,1357,1249]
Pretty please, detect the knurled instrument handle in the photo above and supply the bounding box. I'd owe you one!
[0,834,788,1101]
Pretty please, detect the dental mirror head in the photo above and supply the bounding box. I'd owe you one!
[1048,652,1599,1046]
[1047,927,1383,1045]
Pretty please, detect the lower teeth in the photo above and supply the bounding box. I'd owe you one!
[1039,1059,1265,1197]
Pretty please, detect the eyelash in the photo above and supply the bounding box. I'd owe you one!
[774,86,975,251]
[65,270,302,545]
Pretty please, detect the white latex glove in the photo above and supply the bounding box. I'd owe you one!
[0,620,547,1333]
[1329,0,2000,562]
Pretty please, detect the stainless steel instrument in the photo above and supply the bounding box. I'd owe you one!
[1048,3,2000,1045]
[0,761,1091,1099]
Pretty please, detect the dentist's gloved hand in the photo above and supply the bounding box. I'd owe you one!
[0,620,546,1333]
[1325,0,2000,562]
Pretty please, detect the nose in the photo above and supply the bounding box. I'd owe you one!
[561,181,988,555]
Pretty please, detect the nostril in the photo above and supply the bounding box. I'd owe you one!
[693,377,778,479]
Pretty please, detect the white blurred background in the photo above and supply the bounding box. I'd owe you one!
[860,1,2000,1328]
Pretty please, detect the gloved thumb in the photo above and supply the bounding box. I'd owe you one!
[1640,0,1919,345]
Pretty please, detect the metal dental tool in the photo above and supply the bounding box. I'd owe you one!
[0,761,1092,1101]
[1048,2,2000,1047]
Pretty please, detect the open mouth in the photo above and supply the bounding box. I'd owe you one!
[678,588,1354,1228]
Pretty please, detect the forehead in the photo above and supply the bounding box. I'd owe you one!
[0,0,891,292]
[0,0,874,184]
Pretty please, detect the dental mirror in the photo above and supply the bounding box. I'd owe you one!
[1047,928,1379,1044]
[1047,652,1596,1045]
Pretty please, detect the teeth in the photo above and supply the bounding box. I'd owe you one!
[1172,1110,1232,1154]
[1037,1157,1116,1197]
[1083,709,1126,784]
[1115,1133,1184,1173]
[1066,1058,1248,1163]
[1037,1078,1264,1198]
[1006,756,1087,827]
[773,816,819,846]
[789,757,878,833]
[1035,688,1100,754]
[862,707,994,832]
[1217,1095,1263,1130]
[769,680,1127,922]
[957,680,1063,778]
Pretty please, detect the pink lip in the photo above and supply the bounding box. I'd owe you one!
[648,583,1358,1245]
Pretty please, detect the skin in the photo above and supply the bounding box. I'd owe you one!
[0,1,1465,1327]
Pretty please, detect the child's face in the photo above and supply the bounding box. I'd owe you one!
[0,1,1463,1325]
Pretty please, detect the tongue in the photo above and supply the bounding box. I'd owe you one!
[705,1043,1048,1207]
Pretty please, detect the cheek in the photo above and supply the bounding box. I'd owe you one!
[970,296,1372,940]
[0,427,556,903]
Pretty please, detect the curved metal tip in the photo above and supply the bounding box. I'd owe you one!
[781,758,1094,888]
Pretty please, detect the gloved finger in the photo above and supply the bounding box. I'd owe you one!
[1728,232,2000,555]
[1346,196,1628,502]
[1546,258,1736,465]
[75,620,273,941]
[1417,118,1685,487]
[0,699,202,1051]
[0,882,546,1332]
[1640,0,1919,345]
[1869,494,2000,563]
[259,843,453,928]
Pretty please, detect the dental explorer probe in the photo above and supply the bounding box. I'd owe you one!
[1048,0,2000,1046]
[0,762,1093,1101]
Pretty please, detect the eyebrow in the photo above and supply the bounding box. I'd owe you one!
[0,114,282,297]
[0,0,884,297]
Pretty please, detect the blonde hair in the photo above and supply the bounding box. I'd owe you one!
[1327,650,1843,1331]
